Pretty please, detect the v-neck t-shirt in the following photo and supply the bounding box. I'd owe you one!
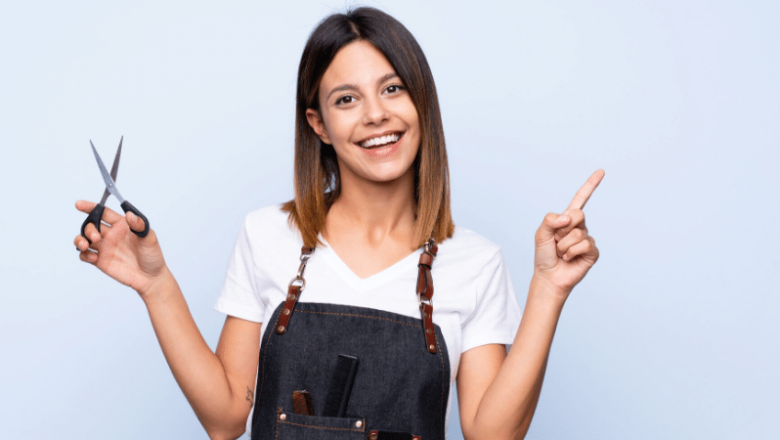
[214,204,524,434]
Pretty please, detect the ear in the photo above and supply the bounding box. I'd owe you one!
[306,109,332,145]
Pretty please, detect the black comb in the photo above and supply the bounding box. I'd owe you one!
[322,354,359,417]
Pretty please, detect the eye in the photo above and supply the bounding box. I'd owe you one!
[384,84,405,94]
[335,95,354,105]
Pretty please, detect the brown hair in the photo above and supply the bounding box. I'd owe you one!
[282,6,454,249]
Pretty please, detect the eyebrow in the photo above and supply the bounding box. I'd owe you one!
[325,73,399,102]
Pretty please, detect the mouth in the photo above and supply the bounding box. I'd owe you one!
[356,131,404,149]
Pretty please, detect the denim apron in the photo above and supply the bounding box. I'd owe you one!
[250,240,451,440]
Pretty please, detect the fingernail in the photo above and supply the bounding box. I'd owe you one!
[560,215,570,223]
[128,212,135,221]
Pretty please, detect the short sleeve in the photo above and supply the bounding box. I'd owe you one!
[461,249,523,353]
[213,217,266,323]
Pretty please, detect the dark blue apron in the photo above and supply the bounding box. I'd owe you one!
[250,241,451,440]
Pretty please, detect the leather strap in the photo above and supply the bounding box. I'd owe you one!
[417,239,438,353]
[276,246,313,334]
[277,240,440,356]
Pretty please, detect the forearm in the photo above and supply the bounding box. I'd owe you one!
[141,268,247,439]
[467,275,567,440]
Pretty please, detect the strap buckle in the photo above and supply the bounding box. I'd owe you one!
[423,237,435,254]
[288,252,311,292]
[417,291,433,312]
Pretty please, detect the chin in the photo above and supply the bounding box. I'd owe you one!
[363,163,415,184]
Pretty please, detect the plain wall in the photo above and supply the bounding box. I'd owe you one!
[1,0,778,438]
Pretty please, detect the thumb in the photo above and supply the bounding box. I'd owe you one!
[126,211,146,233]
[535,212,571,243]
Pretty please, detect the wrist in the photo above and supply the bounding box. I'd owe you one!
[138,266,176,304]
[530,272,570,307]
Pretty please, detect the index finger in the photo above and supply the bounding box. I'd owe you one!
[75,200,123,225]
[566,169,605,211]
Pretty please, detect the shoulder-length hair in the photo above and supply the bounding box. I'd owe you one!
[282,6,454,249]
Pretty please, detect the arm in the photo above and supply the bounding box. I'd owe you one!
[457,275,564,440]
[74,201,259,439]
[458,170,605,439]
[142,272,261,440]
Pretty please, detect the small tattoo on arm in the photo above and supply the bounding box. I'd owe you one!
[246,386,254,406]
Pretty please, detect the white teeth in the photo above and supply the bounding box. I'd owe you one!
[361,133,400,148]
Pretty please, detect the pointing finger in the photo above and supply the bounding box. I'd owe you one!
[566,169,605,212]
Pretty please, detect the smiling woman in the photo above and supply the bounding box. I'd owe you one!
[73,6,602,440]
[283,9,452,250]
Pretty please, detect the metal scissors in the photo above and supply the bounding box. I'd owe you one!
[80,137,150,243]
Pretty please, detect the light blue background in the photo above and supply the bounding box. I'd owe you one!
[1,0,778,438]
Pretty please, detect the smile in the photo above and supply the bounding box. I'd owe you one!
[358,132,403,149]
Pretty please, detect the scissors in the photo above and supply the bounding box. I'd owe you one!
[80,137,150,243]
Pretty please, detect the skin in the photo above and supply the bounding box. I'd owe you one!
[73,38,604,440]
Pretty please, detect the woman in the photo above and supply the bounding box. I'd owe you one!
[73,7,603,440]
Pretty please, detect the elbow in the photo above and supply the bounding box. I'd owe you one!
[199,403,248,440]
[206,426,245,440]
[203,417,246,440]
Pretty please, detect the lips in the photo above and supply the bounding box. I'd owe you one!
[357,131,404,149]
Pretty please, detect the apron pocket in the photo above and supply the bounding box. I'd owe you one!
[276,409,365,440]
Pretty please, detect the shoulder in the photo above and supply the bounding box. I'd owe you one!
[239,204,302,250]
[432,225,508,288]
[436,225,503,267]
[243,204,292,230]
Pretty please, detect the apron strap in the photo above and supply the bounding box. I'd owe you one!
[276,246,314,334]
[277,241,439,355]
[417,238,438,354]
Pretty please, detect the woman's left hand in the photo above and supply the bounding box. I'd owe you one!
[533,169,605,299]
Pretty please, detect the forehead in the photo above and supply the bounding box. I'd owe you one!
[320,40,396,89]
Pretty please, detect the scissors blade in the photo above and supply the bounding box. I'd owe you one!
[98,136,123,205]
[110,136,122,181]
[90,140,125,204]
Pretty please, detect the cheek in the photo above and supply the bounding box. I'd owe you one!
[324,113,359,145]
[402,108,421,152]
[400,103,420,135]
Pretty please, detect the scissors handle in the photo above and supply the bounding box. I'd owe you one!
[120,200,150,238]
[80,203,106,244]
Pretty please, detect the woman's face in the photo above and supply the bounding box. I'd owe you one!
[306,40,421,186]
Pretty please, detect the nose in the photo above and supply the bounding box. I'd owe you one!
[361,95,390,126]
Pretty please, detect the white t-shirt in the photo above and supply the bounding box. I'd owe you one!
[214,204,524,436]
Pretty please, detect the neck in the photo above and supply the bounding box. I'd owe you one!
[324,163,417,249]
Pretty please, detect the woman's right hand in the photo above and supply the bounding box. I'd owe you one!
[74,200,168,297]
